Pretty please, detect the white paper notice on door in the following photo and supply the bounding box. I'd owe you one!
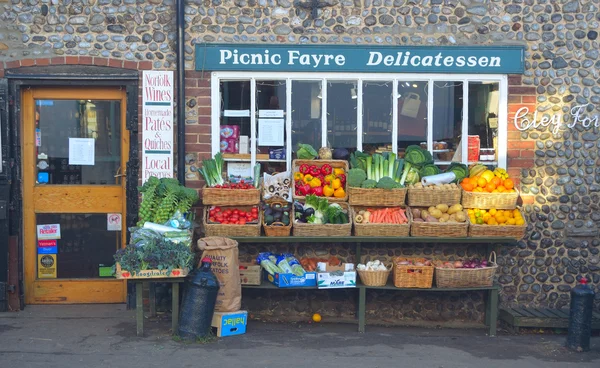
[258,119,284,146]
[68,138,95,165]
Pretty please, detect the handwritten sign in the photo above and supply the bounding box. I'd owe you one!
[514,104,600,134]
[142,70,174,183]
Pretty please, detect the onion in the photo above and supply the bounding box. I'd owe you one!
[481,260,488,267]
[453,261,464,268]
[424,260,432,266]
[398,261,410,265]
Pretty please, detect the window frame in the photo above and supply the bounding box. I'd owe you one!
[210,72,508,172]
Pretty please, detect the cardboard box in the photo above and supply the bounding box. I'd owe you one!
[212,310,247,337]
[316,263,356,289]
[239,135,249,154]
[266,271,317,288]
[239,263,261,285]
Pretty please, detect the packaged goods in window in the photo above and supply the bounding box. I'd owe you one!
[220,125,240,139]
[220,138,239,153]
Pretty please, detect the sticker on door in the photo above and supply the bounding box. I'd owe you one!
[38,254,57,278]
[107,213,122,231]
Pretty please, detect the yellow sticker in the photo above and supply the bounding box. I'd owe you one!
[38,254,57,279]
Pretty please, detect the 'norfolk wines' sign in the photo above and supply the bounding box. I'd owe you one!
[195,44,525,74]
[142,70,174,183]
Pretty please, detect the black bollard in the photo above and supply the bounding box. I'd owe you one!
[566,277,595,352]
[178,258,220,341]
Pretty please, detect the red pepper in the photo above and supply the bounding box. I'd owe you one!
[320,164,333,176]
[299,164,310,174]
[311,186,324,196]
[309,165,321,176]
[297,183,312,196]
[338,174,346,185]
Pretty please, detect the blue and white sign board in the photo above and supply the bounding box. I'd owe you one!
[196,44,525,74]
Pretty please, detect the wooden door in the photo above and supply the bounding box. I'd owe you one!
[23,87,129,304]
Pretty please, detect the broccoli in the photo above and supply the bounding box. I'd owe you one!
[419,164,441,178]
[348,168,367,187]
[361,179,377,188]
[376,176,402,189]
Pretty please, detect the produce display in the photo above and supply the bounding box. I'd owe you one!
[294,162,346,198]
[349,151,403,185]
[460,166,515,193]
[262,172,292,201]
[137,176,199,226]
[199,152,260,188]
[396,258,433,266]
[411,204,466,223]
[300,256,342,272]
[257,252,306,276]
[294,195,349,224]
[408,183,459,191]
[468,208,525,226]
[354,207,409,224]
[357,260,389,271]
[436,258,491,269]
[207,206,259,225]
[262,202,291,226]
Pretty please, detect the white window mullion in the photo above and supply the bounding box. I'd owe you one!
[211,74,220,156]
[286,79,292,171]
[321,79,327,148]
[392,79,398,155]
[356,79,363,152]
[427,80,434,156]
[250,78,256,170]
[462,80,469,165]
[498,75,508,169]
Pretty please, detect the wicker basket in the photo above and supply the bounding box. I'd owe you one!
[357,266,392,287]
[203,205,261,237]
[393,257,434,288]
[292,159,349,202]
[467,208,527,240]
[434,252,498,288]
[348,187,407,206]
[351,206,411,237]
[407,185,461,207]
[263,197,293,237]
[202,186,261,206]
[461,189,519,210]
[410,210,469,237]
[292,202,352,237]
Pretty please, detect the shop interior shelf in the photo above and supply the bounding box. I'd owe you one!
[231,236,517,244]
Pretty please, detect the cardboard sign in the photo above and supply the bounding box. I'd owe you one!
[38,254,57,279]
[37,224,61,240]
[38,239,57,254]
[107,213,122,231]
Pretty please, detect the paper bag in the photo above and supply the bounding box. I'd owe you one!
[198,237,241,312]
[400,92,421,118]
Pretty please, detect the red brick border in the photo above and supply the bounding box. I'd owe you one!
[0,57,153,74]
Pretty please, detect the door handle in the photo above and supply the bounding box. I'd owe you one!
[114,166,127,178]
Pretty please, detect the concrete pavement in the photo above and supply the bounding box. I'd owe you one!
[1,305,599,368]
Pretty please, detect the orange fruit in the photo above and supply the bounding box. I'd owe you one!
[491,177,501,186]
[477,177,488,188]
[462,182,474,191]
[497,185,506,192]
[485,183,496,192]
[504,179,514,190]
[312,313,322,322]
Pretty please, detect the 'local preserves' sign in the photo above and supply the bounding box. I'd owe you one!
[195,44,524,74]
[142,70,174,183]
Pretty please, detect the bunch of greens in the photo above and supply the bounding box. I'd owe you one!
[400,145,434,186]
[198,152,225,187]
[137,177,199,226]
[444,162,469,183]
[300,195,349,224]
[297,143,318,160]
[349,151,404,188]
[114,228,194,275]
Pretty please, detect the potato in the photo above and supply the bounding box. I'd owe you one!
[441,213,450,222]
[428,206,436,213]
[412,208,421,219]
[439,217,448,223]
[433,185,441,190]
[414,183,423,189]
[413,218,424,222]
[421,210,429,220]
[449,213,457,221]
[447,204,463,215]
[436,204,449,213]
[425,216,439,222]
[429,209,443,219]
[455,212,466,223]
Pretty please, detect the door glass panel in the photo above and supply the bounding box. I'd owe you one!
[35,99,122,185]
[397,81,428,153]
[432,81,463,164]
[363,81,393,153]
[291,80,322,159]
[36,213,121,279]
[327,81,357,153]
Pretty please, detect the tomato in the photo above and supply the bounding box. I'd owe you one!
[222,220,229,225]
[233,209,239,215]
[251,207,258,213]
[214,207,221,212]
[239,218,246,225]
[209,216,216,222]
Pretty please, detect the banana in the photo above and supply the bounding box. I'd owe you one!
[469,164,487,178]
[493,168,509,180]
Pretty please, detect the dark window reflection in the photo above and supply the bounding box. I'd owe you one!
[363,81,392,153]
[432,81,463,163]
[469,82,499,163]
[397,81,428,153]
[327,81,357,153]
[291,80,322,158]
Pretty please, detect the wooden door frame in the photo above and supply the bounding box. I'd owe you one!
[7,72,139,306]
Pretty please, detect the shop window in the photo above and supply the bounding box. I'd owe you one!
[211,74,507,176]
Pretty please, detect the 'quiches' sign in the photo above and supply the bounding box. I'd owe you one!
[195,44,525,74]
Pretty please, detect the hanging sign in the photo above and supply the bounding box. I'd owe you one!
[142,70,174,183]
[514,104,600,134]
[38,239,58,254]
[196,44,525,74]
[38,254,57,279]
[37,224,61,240]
